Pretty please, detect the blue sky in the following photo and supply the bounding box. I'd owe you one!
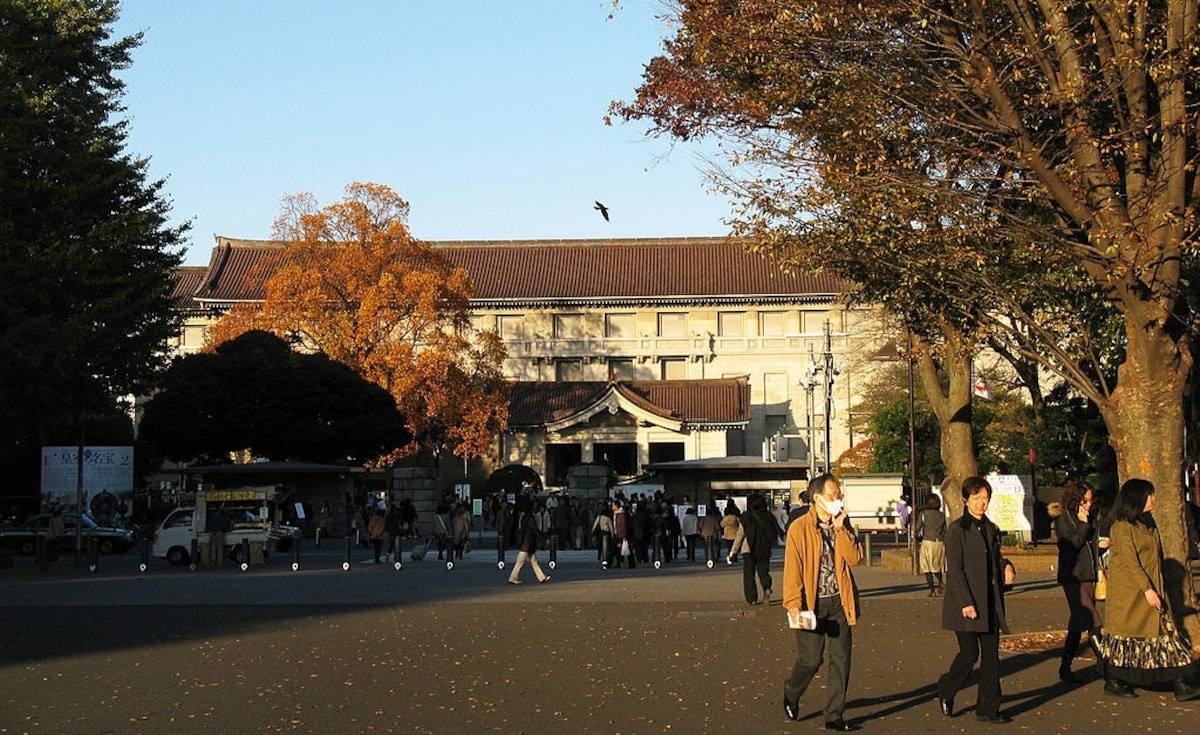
[111,1,733,266]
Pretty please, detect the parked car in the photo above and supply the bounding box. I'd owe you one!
[0,512,137,555]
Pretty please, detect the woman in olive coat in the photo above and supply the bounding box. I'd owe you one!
[936,476,1016,724]
[1098,478,1199,701]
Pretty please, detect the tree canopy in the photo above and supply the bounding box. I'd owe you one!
[206,183,509,463]
[0,0,185,500]
[140,331,409,464]
[615,1,1200,613]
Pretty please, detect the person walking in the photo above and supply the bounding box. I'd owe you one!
[592,504,615,566]
[367,508,386,564]
[1095,478,1200,701]
[782,473,863,732]
[47,506,66,562]
[937,476,1017,724]
[508,501,550,585]
[681,506,699,561]
[1048,479,1103,683]
[721,503,742,564]
[698,503,722,564]
[914,494,947,597]
[735,494,783,605]
[451,504,471,560]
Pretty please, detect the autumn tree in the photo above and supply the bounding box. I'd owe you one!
[615,0,1200,622]
[0,0,186,503]
[206,183,509,465]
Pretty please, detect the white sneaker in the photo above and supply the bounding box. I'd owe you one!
[508,579,522,585]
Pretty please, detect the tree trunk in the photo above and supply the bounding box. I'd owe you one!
[1103,323,1198,639]
[914,327,978,523]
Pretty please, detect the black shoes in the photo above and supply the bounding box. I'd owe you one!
[783,695,799,721]
[1058,664,1081,684]
[824,718,859,731]
[938,698,954,717]
[975,713,1012,724]
[1103,679,1138,698]
[1174,677,1200,702]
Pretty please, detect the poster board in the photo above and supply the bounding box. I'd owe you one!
[986,473,1033,534]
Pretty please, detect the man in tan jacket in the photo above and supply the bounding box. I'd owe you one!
[782,474,863,731]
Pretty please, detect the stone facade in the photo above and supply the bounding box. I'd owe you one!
[171,236,892,497]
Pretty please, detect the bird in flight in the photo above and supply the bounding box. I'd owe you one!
[594,201,610,221]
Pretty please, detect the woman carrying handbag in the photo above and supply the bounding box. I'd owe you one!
[1094,478,1200,701]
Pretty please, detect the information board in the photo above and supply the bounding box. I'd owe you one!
[40,446,134,505]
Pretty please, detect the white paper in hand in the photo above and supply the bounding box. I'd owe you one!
[788,609,818,630]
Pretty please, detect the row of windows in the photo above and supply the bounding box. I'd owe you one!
[480,310,832,340]
[553,357,687,381]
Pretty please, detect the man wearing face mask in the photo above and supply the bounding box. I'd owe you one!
[782,473,863,731]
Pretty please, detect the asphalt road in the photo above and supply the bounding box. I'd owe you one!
[2,541,1198,734]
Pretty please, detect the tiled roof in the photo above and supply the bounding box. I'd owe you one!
[171,266,209,310]
[184,236,845,305]
[508,377,751,428]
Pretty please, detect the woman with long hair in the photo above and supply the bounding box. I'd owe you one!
[1096,478,1199,700]
[1049,480,1103,683]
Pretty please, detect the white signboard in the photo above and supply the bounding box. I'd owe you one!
[40,446,134,505]
[986,473,1032,533]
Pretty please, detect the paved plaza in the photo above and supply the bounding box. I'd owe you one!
[1,540,1198,734]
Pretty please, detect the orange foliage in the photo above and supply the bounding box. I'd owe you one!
[208,182,508,461]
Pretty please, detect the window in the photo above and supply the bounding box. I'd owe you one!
[555,358,582,381]
[607,358,635,380]
[661,357,687,380]
[657,312,687,337]
[595,442,638,476]
[718,311,745,337]
[605,312,636,338]
[497,315,524,340]
[469,315,494,334]
[649,442,684,465]
[759,311,787,336]
[553,313,583,339]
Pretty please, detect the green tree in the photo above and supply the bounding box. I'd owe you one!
[140,331,409,464]
[0,0,185,501]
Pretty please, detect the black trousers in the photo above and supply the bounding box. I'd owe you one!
[938,630,1001,717]
[784,595,853,722]
[742,554,772,603]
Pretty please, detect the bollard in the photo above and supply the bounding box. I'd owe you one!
[342,534,352,571]
[863,533,873,566]
[291,536,300,571]
[392,537,402,571]
[652,537,662,569]
[315,526,322,549]
[87,535,98,573]
[190,538,199,571]
[37,535,48,572]
[496,531,506,570]
[239,538,250,571]
[548,534,558,570]
[707,536,719,569]
[139,538,150,573]
[600,533,610,569]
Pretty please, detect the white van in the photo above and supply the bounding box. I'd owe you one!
[152,506,270,566]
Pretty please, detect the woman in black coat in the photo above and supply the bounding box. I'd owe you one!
[937,476,1016,724]
[1049,479,1103,683]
